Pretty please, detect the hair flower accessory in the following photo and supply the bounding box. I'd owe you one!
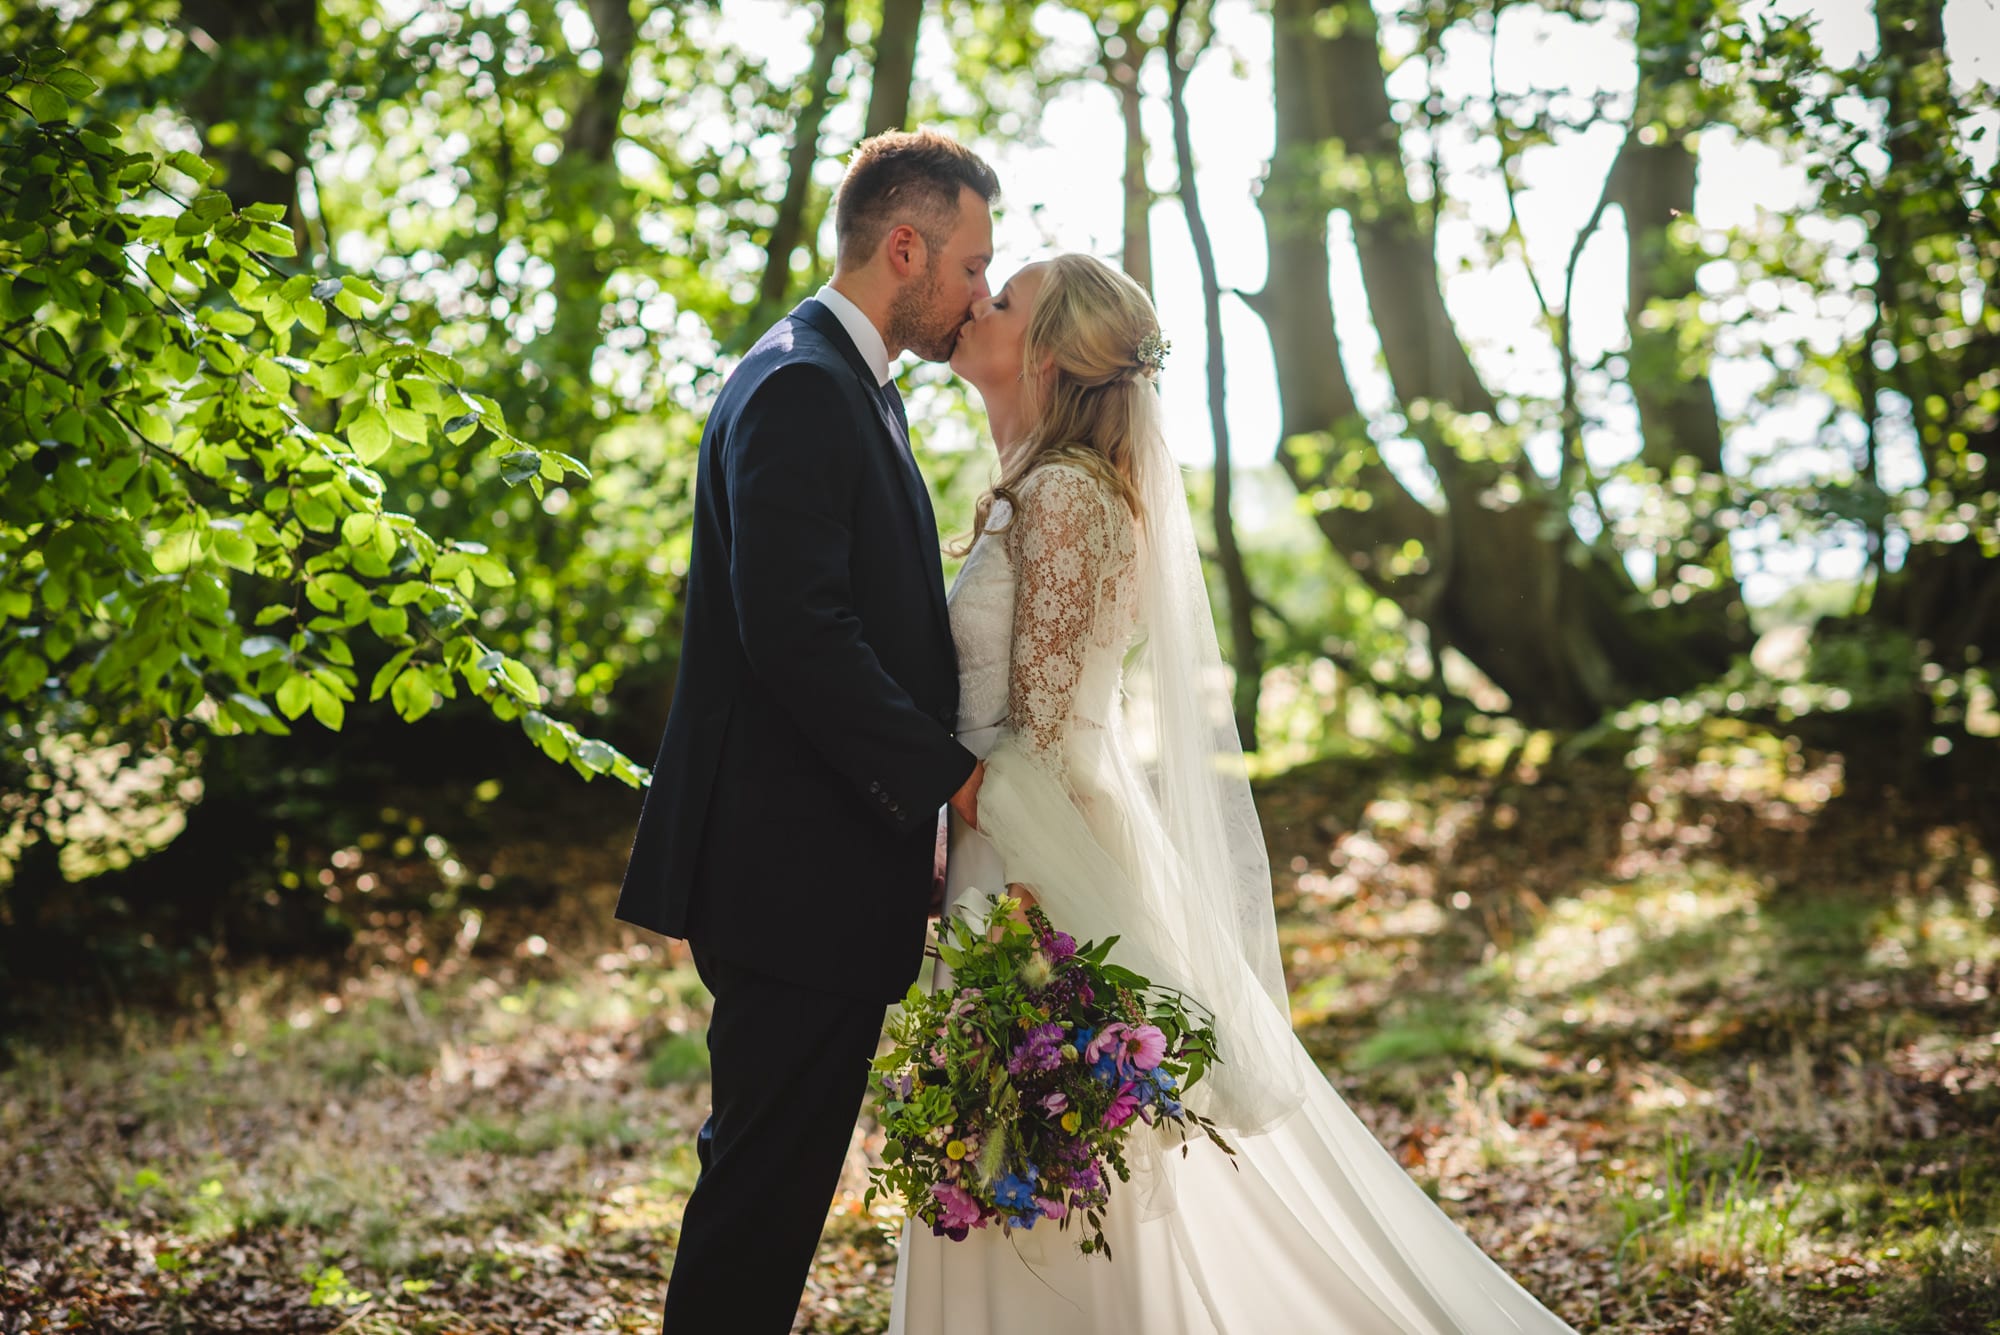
[1135,331,1170,374]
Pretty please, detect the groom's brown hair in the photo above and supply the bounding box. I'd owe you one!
[834,130,1000,270]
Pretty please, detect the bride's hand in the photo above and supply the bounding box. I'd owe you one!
[986,884,1040,941]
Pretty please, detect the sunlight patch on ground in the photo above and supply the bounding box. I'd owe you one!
[1491,868,1764,1000]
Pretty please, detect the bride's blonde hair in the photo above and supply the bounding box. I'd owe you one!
[965,254,1160,548]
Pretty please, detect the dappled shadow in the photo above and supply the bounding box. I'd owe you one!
[1260,736,2000,1331]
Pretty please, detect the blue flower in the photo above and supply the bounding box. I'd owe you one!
[1008,1212,1039,1229]
[1089,1052,1121,1083]
[993,1169,1039,1212]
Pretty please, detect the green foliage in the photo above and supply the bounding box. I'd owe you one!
[0,47,643,784]
[643,1028,712,1087]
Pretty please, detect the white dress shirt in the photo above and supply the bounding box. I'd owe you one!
[813,284,894,388]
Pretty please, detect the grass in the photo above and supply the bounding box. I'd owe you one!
[2,727,1995,1331]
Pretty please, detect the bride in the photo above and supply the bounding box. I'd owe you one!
[888,253,1579,1334]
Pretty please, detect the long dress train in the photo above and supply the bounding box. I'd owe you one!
[887,462,1577,1334]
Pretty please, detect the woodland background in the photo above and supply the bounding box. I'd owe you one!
[0,0,1996,1329]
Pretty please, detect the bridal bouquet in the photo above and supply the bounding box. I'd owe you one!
[867,894,1234,1259]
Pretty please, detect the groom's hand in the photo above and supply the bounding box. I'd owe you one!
[949,759,985,832]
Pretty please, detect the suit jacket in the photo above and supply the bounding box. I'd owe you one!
[615,299,977,1002]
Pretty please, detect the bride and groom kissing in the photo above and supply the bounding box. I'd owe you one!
[615,129,1581,1334]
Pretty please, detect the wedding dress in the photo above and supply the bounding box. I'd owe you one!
[885,452,1579,1334]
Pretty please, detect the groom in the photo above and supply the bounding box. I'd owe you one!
[616,130,1000,1332]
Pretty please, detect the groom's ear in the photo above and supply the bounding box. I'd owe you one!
[884,222,928,280]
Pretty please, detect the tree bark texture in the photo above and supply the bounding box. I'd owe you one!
[864,0,924,138]
[1250,0,1747,727]
[1168,0,1262,749]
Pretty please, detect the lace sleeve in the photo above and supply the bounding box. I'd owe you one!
[1004,463,1116,775]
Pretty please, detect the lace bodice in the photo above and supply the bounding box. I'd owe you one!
[947,461,1140,774]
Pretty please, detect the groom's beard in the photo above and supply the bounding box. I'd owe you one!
[888,261,962,363]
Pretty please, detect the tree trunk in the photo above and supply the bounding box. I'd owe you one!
[565,0,637,162]
[542,0,638,418]
[176,0,322,255]
[864,0,924,139]
[1248,0,1437,613]
[1312,1,1493,430]
[1251,0,1748,728]
[1100,18,1153,294]
[753,0,849,330]
[1168,0,1261,749]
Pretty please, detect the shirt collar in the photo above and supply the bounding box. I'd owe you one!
[813,284,893,387]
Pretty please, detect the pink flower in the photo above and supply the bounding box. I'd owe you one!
[1103,1082,1142,1129]
[931,1181,985,1232]
[1039,1091,1068,1116]
[1034,1195,1068,1220]
[1086,1022,1168,1075]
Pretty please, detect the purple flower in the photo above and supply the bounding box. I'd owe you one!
[1040,929,1077,960]
[1103,1081,1142,1129]
[1039,1090,1068,1116]
[1007,1022,1066,1078]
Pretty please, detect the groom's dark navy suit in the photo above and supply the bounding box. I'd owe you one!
[617,298,975,1332]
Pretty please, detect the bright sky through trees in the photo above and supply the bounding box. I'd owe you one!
[705,0,1993,604]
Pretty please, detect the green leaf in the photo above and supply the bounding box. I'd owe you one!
[276,673,313,720]
[370,648,415,700]
[367,604,409,638]
[384,406,427,443]
[165,150,214,184]
[29,84,69,123]
[318,355,364,396]
[500,452,542,485]
[211,529,257,571]
[48,69,97,98]
[309,681,345,730]
[350,408,391,463]
[152,528,200,574]
[391,666,434,721]
[499,658,541,704]
[250,356,291,396]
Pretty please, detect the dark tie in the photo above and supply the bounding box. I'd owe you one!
[873,377,912,456]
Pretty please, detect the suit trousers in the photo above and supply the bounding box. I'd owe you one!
[660,942,890,1333]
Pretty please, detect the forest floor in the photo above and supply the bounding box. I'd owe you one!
[3,729,1998,1333]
